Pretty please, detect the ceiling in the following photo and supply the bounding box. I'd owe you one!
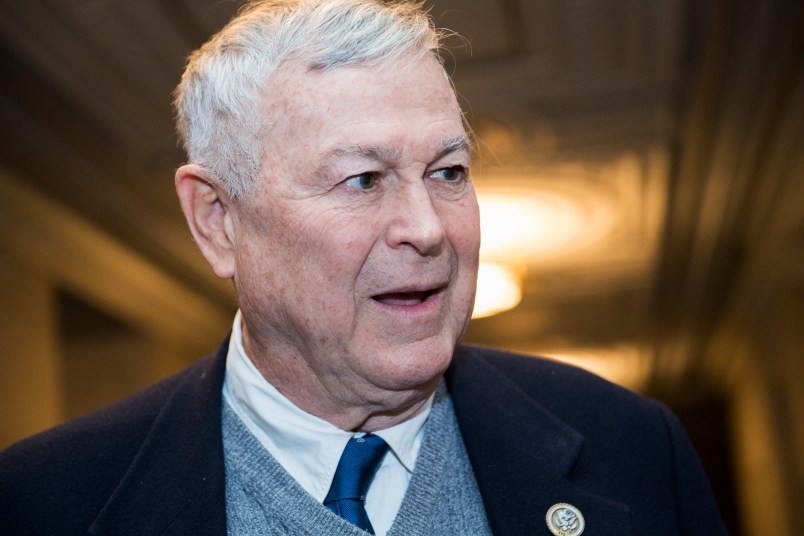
[0,0,802,398]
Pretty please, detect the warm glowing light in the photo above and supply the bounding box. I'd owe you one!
[476,184,617,262]
[472,262,522,318]
[470,181,620,319]
[540,346,648,390]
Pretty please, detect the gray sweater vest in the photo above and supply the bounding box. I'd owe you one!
[222,385,492,535]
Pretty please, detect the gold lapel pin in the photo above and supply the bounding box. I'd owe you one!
[546,503,585,536]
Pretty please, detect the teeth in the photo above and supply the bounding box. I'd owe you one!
[374,291,427,306]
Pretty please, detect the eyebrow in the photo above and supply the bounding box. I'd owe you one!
[323,136,471,166]
[436,136,472,159]
[326,144,401,163]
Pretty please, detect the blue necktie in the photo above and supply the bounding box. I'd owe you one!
[324,434,389,534]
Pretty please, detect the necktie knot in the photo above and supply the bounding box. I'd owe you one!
[324,434,389,533]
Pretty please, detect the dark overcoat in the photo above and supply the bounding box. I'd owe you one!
[0,341,726,535]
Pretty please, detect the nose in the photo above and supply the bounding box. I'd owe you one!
[385,182,446,257]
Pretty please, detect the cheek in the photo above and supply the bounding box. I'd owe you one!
[445,203,481,260]
[232,206,306,297]
[288,214,379,295]
[324,213,380,268]
[233,240,282,310]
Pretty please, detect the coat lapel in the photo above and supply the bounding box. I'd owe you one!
[89,340,230,536]
[446,346,631,536]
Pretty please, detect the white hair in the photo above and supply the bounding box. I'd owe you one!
[174,0,444,197]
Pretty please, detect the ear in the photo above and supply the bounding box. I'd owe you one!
[175,164,237,279]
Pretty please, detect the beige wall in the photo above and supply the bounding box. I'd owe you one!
[0,256,61,447]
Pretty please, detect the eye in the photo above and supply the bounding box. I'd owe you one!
[343,172,377,190]
[430,165,466,182]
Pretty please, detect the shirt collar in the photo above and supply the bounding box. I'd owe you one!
[222,311,432,499]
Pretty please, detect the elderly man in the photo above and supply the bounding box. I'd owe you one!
[1,1,726,535]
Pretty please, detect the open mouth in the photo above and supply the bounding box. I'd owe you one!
[371,287,442,306]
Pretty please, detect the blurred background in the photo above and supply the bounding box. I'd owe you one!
[0,0,801,533]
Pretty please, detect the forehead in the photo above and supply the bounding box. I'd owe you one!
[260,55,465,164]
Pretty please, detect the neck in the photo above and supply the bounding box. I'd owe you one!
[242,328,441,432]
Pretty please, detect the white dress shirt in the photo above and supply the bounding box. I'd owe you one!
[222,311,433,536]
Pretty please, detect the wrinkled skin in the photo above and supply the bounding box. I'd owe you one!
[176,54,480,431]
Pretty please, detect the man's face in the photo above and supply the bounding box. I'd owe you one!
[230,54,479,397]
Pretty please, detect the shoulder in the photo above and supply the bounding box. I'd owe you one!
[0,353,220,533]
[447,344,681,468]
[449,344,660,417]
[1,354,215,457]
